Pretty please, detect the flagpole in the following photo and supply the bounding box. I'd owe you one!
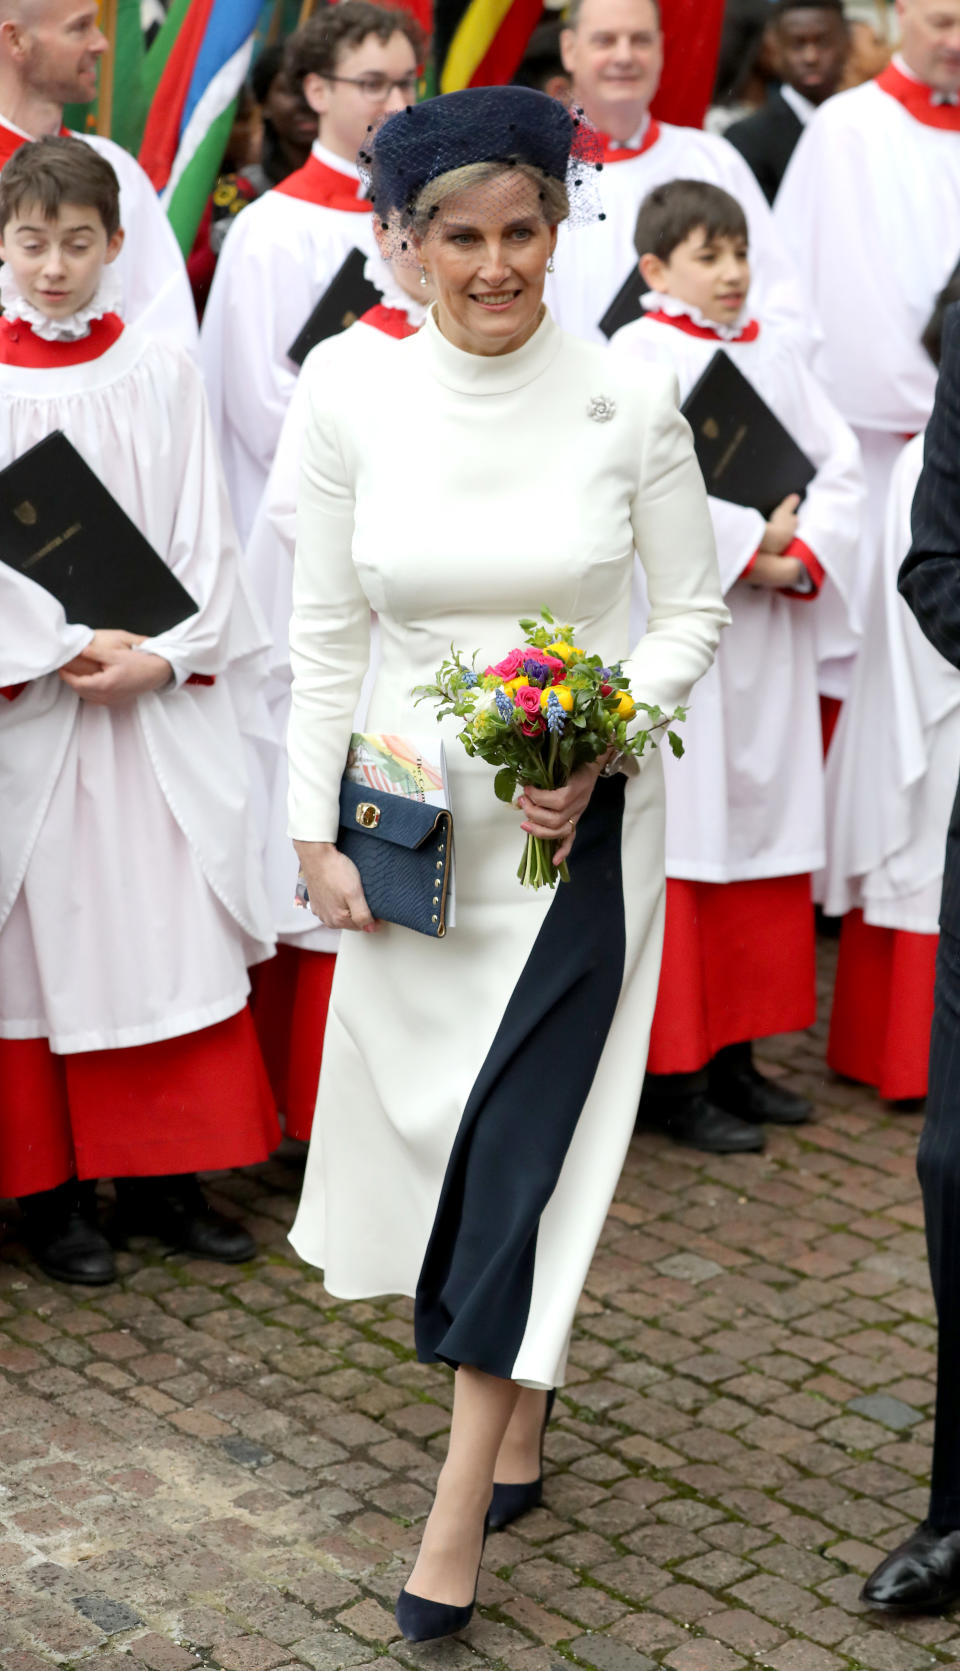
[96,0,118,138]
[298,0,323,22]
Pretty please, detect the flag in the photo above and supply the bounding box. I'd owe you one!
[63,0,147,152]
[433,0,543,94]
[138,0,265,256]
[651,0,726,130]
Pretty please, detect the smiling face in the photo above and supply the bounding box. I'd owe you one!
[418,169,558,357]
[898,0,960,95]
[640,225,751,327]
[303,30,419,164]
[560,0,662,137]
[0,199,123,319]
[6,0,107,107]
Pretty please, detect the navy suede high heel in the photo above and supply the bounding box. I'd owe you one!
[395,1515,490,1643]
[489,1388,556,1532]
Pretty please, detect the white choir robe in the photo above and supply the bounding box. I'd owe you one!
[200,142,376,544]
[610,311,863,886]
[0,328,275,1056]
[546,120,811,348]
[822,434,960,934]
[0,117,198,355]
[775,76,960,693]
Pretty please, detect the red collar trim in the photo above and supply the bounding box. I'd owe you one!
[359,304,419,340]
[0,313,125,366]
[597,118,661,163]
[875,61,960,131]
[0,117,69,169]
[646,309,760,343]
[273,152,371,212]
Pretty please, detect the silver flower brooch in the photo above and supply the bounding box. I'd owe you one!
[587,394,616,424]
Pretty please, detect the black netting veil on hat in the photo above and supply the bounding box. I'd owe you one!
[358,85,604,256]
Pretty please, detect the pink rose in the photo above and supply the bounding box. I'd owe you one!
[523,646,547,662]
[521,717,545,737]
[485,648,526,679]
[542,656,566,679]
[514,685,542,716]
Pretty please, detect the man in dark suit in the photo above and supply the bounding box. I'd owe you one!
[726,0,849,203]
[863,302,960,1614]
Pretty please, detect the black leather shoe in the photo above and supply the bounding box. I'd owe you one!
[20,1181,116,1285]
[489,1389,556,1531]
[396,1517,489,1642]
[709,1044,812,1126]
[640,1093,765,1154]
[862,1522,960,1614]
[114,1174,255,1263]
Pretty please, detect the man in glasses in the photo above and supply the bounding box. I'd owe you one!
[200,1,424,545]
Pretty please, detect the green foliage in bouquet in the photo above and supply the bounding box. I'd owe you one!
[415,609,686,889]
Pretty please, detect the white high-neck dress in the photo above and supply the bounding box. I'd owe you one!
[287,306,727,1389]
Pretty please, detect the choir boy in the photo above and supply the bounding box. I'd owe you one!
[0,137,279,1284]
[547,0,808,345]
[199,1,424,543]
[775,0,960,705]
[0,0,197,350]
[611,180,863,1152]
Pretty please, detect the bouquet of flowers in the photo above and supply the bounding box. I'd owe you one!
[415,609,685,889]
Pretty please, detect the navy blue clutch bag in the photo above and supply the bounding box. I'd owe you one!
[338,778,452,937]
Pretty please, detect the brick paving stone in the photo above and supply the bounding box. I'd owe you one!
[566,1636,656,1671]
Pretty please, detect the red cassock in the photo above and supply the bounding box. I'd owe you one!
[0,316,280,1198]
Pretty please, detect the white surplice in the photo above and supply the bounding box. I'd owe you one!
[0,117,198,355]
[546,121,810,347]
[822,435,960,933]
[611,311,863,882]
[0,328,274,1052]
[775,78,960,692]
[200,143,376,544]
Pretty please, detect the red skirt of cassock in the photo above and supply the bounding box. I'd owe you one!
[248,946,335,1142]
[0,1007,280,1199]
[827,909,937,1101]
[646,875,817,1075]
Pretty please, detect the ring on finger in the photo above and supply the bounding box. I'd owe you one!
[568,817,577,832]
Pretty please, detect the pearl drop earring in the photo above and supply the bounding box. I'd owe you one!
[546,256,556,274]
[419,265,428,287]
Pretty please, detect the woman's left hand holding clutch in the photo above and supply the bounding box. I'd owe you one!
[517,759,606,870]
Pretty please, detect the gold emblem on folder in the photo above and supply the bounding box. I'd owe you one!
[702,418,720,441]
[13,500,38,526]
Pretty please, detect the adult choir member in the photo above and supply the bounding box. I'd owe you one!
[286,87,727,1640]
[725,0,850,203]
[245,247,431,1140]
[0,0,197,351]
[200,1,423,543]
[775,0,960,703]
[0,138,278,1284]
[546,0,808,344]
[862,302,960,1614]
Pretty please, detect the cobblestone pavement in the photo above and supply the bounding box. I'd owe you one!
[1,941,954,1671]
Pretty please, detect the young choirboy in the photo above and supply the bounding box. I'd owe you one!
[0,136,279,1282]
[611,179,864,1153]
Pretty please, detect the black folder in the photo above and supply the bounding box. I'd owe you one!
[599,268,649,339]
[287,246,383,366]
[680,349,816,517]
[0,430,198,636]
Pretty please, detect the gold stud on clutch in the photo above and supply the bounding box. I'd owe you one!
[355,802,381,827]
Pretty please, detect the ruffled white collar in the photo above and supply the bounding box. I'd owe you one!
[0,264,123,341]
[363,248,430,328]
[640,289,751,341]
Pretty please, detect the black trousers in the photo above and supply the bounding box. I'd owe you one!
[917,924,960,1528]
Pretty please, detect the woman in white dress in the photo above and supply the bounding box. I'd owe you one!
[286,86,728,1642]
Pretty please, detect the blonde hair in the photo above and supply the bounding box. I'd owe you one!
[411,159,570,240]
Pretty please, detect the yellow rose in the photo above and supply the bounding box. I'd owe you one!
[614,692,636,720]
[503,677,529,696]
[546,641,574,663]
[549,683,574,711]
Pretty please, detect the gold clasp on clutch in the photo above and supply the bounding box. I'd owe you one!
[355,801,381,828]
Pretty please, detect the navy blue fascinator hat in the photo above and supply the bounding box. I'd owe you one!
[359,85,604,240]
